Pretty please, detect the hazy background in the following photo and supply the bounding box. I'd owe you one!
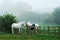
[0,0,60,25]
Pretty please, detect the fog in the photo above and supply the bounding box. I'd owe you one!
[0,0,60,25]
[0,0,60,14]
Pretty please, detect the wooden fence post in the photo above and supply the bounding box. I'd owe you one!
[48,26,50,35]
[58,26,60,34]
[39,26,41,34]
[53,27,55,35]
[43,27,45,35]
[55,26,56,34]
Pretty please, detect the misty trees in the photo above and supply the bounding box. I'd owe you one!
[0,13,17,33]
[44,7,60,25]
[53,7,60,25]
[44,13,54,24]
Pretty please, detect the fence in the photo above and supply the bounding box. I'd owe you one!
[39,26,60,35]
[14,26,60,35]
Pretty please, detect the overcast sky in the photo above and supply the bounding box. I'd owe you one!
[0,0,60,15]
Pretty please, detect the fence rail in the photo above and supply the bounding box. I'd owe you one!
[14,26,60,35]
[39,26,60,35]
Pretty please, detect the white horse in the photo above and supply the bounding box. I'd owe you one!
[25,22,32,27]
[11,22,26,34]
[25,22,40,34]
[34,23,39,30]
[33,23,40,32]
[25,22,39,30]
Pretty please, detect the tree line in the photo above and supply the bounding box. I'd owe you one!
[0,13,17,33]
[44,7,60,25]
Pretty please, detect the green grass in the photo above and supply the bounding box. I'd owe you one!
[0,33,59,40]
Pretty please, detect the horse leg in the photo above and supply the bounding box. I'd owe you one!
[37,27,39,34]
[34,27,38,34]
[26,27,28,34]
[34,28,36,34]
[18,28,20,34]
[12,27,14,34]
[26,27,29,34]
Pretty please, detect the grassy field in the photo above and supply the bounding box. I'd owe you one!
[0,33,59,40]
[0,25,60,40]
[1,25,59,40]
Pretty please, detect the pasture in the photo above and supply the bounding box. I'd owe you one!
[0,33,59,40]
[0,25,60,40]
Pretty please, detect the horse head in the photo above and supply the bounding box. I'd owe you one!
[24,21,32,27]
